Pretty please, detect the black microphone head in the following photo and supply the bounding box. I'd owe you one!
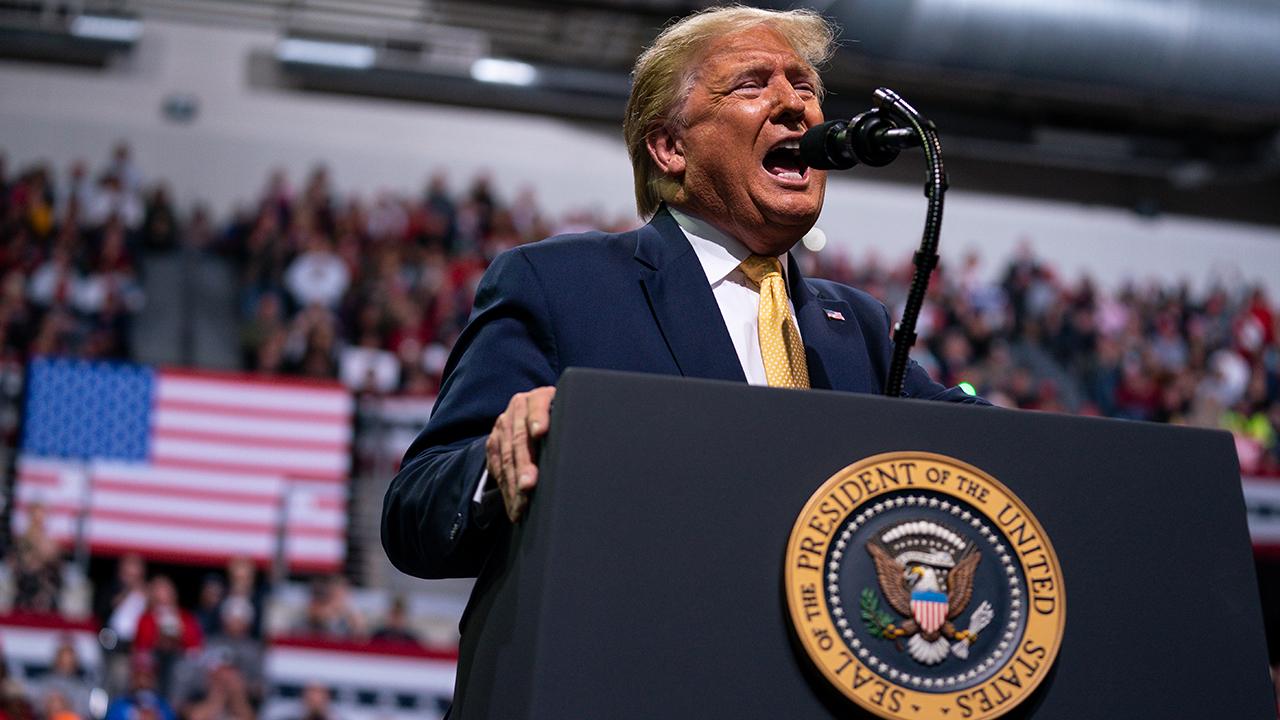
[800,120,857,170]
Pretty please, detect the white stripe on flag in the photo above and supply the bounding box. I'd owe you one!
[150,437,347,475]
[90,491,279,524]
[92,461,284,496]
[156,375,353,415]
[14,478,83,505]
[87,519,275,556]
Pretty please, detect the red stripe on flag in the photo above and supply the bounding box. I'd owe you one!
[14,499,81,515]
[15,472,61,487]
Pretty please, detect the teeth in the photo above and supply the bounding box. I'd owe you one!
[777,139,800,150]
[777,171,803,181]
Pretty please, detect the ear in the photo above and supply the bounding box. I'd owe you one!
[645,123,685,179]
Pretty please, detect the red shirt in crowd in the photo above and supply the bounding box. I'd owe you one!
[133,606,203,652]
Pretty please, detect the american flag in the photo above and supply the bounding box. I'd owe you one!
[14,358,353,572]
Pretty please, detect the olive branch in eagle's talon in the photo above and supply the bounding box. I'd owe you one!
[859,588,909,642]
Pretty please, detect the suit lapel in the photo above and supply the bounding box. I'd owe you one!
[635,209,746,383]
[789,256,880,394]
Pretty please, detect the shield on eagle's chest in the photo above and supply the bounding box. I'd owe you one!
[910,591,948,634]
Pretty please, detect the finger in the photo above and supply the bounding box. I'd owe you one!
[511,395,538,492]
[495,411,519,510]
[485,432,502,486]
[506,492,527,523]
[487,431,519,519]
[525,387,556,439]
[503,395,526,497]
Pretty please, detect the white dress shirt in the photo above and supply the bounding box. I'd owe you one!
[667,206,801,386]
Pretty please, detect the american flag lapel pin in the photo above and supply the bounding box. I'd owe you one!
[825,309,846,322]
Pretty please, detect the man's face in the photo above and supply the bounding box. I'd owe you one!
[660,25,826,255]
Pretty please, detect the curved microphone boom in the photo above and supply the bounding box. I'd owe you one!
[803,88,949,399]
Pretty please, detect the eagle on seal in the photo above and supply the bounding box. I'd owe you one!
[867,539,986,665]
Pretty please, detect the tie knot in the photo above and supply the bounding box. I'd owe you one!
[738,254,783,287]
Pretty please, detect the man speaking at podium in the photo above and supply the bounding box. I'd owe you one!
[383,6,982,582]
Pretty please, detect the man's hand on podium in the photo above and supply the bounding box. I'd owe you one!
[486,386,556,522]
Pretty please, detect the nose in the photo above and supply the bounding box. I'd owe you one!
[770,80,807,124]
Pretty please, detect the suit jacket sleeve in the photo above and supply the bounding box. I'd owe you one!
[381,248,560,579]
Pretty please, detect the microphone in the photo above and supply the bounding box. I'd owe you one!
[801,87,947,398]
[799,109,921,170]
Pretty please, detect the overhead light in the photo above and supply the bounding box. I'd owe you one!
[277,38,376,69]
[70,15,141,43]
[470,58,538,86]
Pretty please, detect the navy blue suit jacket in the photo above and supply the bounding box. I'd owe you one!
[381,207,982,582]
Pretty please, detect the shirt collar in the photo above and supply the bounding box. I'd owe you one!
[667,206,789,287]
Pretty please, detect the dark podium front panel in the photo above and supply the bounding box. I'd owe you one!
[454,369,1271,719]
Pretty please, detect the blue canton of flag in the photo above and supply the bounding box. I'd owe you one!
[22,357,154,461]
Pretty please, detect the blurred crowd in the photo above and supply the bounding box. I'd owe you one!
[2,142,1276,473]
[798,245,1280,475]
[223,165,633,394]
[0,144,149,366]
[0,505,424,720]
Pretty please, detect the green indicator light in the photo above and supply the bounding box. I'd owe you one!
[958,382,976,396]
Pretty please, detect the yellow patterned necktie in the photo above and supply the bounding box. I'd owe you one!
[738,255,810,389]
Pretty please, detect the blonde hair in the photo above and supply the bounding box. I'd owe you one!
[623,6,837,218]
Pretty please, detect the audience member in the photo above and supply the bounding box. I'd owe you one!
[104,654,176,720]
[134,576,203,698]
[371,595,421,647]
[292,683,335,720]
[223,556,265,641]
[101,553,148,649]
[33,639,93,719]
[9,503,62,613]
[296,576,365,640]
[194,574,226,639]
[40,689,78,720]
[0,648,35,720]
[172,598,261,720]
[179,663,254,720]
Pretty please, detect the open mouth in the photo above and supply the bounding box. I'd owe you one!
[762,138,809,182]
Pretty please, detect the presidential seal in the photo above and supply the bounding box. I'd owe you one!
[784,452,1065,720]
